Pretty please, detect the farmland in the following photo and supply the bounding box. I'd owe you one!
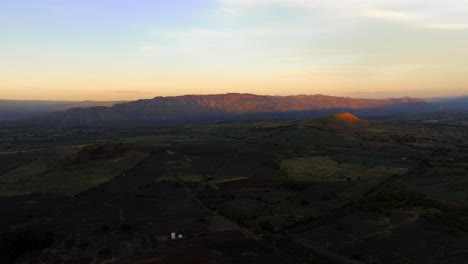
[0,113,468,263]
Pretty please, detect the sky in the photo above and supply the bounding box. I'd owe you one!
[1,0,468,100]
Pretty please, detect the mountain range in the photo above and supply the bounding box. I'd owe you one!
[0,100,122,121]
[22,93,439,126]
[428,96,468,110]
[2,93,467,126]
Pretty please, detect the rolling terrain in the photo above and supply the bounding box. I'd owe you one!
[0,111,467,263]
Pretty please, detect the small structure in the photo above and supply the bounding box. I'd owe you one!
[169,232,184,240]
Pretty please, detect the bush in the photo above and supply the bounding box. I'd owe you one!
[259,220,274,232]
[282,183,306,191]
[321,192,336,201]
[100,225,110,234]
[120,223,132,232]
[77,241,89,250]
[422,211,468,234]
[335,225,346,231]
[64,238,75,249]
[0,230,54,263]
[359,185,432,213]
[98,248,112,257]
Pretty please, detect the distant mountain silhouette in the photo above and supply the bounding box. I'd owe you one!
[0,100,123,121]
[429,96,468,110]
[27,93,434,126]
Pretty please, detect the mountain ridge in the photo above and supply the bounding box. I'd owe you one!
[23,93,435,126]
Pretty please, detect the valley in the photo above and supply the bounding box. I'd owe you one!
[1,113,467,263]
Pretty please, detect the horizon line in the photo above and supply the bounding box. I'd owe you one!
[1,92,467,102]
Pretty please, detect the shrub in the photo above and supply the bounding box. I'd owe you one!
[259,220,274,232]
[283,183,306,191]
[100,225,110,234]
[120,223,132,232]
[98,248,112,257]
[359,185,432,213]
[0,230,54,263]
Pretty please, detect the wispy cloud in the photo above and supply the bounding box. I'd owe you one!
[217,0,468,30]
[138,44,160,57]
[422,23,468,30]
[363,9,420,21]
[221,7,244,16]
[361,8,468,30]
[139,28,274,61]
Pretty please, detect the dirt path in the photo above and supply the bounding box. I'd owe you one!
[173,173,306,264]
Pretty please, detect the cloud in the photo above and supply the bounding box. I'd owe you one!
[138,44,160,57]
[363,9,420,21]
[216,0,468,30]
[218,0,405,10]
[221,7,244,16]
[360,8,468,30]
[140,28,275,61]
[422,23,468,30]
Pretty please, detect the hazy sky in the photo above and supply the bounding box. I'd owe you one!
[1,0,468,100]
